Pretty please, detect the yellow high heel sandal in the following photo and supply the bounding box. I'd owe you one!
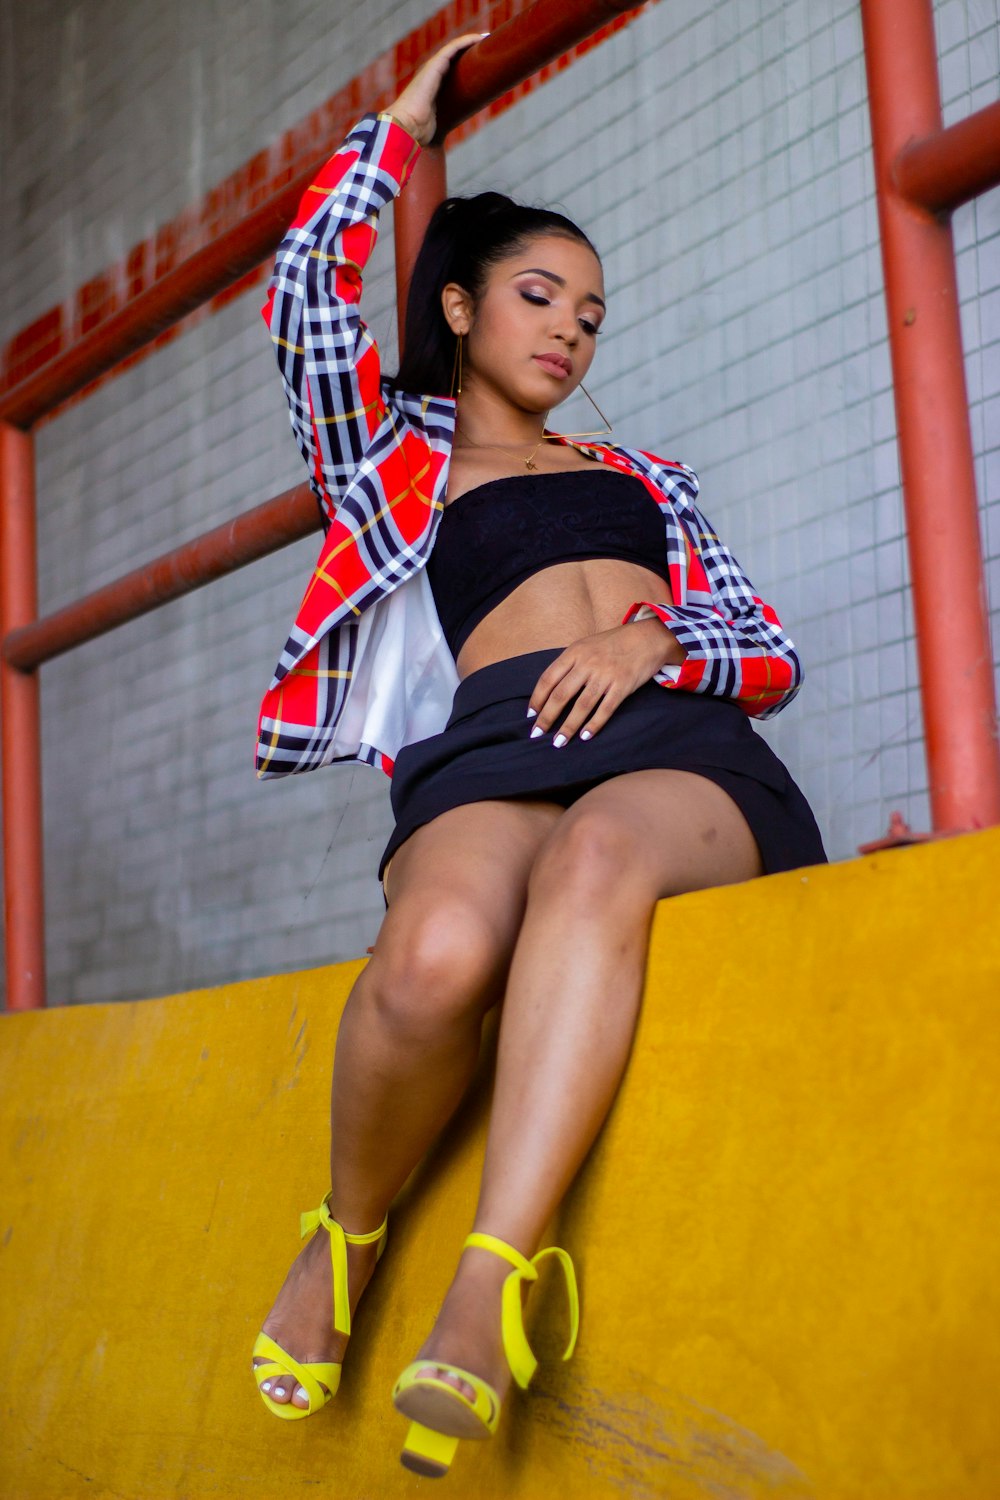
[252,1193,388,1420]
[392,1231,579,1478]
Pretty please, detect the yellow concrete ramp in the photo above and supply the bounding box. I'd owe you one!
[2,831,999,1498]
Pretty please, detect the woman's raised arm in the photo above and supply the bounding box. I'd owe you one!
[262,34,486,529]
[262,114,420,527]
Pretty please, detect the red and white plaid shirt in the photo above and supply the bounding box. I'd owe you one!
[256,112,802,780]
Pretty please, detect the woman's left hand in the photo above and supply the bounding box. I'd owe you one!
[526,618,684,745]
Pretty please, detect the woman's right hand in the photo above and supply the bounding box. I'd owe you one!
[387,32,488,146]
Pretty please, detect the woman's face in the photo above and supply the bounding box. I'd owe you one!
[448,233,606,413]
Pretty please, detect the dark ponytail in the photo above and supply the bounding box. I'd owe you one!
[387,192,599,398]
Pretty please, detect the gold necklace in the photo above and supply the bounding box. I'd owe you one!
[454,410,615,472]
[453,433,565,471]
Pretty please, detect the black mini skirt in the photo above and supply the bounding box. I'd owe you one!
[379,648,826,883]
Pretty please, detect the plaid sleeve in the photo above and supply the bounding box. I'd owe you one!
[622,496,802,720]
[261,112,421,529]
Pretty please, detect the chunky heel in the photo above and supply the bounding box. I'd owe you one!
[393,1231,578,1476]
[401,1422,460,1478]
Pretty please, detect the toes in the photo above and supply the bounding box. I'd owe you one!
[252,1358,279,1400]
[417,1364,476,1403]
[448,1374,477,1404]
[252,1360,320,1409]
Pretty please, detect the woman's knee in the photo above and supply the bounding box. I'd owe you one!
[365,898,509,1040]
[528,806,648,907]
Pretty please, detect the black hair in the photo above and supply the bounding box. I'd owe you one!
[387,192,600,398]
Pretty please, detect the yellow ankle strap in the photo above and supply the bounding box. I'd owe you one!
[300,1195,388,1337]
[464,1231,579,1390]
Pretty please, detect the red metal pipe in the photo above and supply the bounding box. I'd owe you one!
[896,99,1000,216]
[0,423,47,1009]
[432,0,642,141]
[395,145,448,345]
[860,0,1000,832]
[3,483,321,671]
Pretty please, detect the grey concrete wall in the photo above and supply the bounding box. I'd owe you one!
[0,0,997,1003]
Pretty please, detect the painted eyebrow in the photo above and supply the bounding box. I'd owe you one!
[511,267,606,312]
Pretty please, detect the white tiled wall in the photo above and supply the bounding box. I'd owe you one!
[1,0,997,1002]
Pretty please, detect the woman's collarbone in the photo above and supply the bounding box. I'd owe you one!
[444,451,601,507]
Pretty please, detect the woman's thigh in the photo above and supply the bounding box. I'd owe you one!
[377,798,564,984]
[530,769,763,904]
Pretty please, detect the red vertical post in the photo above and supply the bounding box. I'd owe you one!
[860,0,1000,831]
[0,422,47,1010]
[394,144,448,349]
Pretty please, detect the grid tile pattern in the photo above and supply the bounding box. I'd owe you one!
[1,0,997,1002]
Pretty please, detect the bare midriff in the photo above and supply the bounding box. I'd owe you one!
[444,446,675,680]
[454,558,675,678]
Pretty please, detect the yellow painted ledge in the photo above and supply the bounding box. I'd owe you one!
[1,830,999,1499]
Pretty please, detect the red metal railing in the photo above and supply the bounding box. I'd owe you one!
[859,0,1000,835]
[2,0,999,1008]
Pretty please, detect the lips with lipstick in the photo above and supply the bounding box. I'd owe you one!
[533,353,572,379]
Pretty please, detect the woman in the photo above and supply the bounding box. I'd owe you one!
[251,32,826,1479]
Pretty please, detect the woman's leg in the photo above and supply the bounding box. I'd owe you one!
[409,770,762,1400]
[256,796,562,1407]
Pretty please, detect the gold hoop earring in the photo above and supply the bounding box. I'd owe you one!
[449,332,463,399]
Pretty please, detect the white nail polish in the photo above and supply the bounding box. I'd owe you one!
[261,1381,272,1393]
[553,734,567,748]
[274,1386,286,1398]
[530,725,544,739]
[526,706,537,718]
[580,730,592,741]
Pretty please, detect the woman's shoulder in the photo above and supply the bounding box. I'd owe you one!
[371,379,458,468]
[604,441,700,502]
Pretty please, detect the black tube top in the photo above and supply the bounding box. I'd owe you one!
[426,468,670,659]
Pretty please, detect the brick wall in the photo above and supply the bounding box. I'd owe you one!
[1,0,997,1003]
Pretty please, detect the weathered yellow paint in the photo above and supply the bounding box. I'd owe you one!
[2,830,999,1498]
